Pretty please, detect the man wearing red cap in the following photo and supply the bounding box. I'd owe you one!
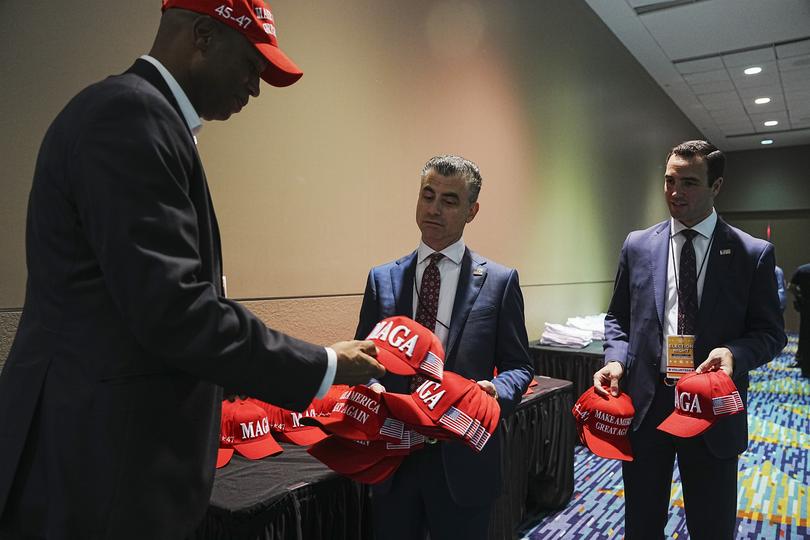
[355,155,534,540]
[0,2,384,538]
[593,140,785,539]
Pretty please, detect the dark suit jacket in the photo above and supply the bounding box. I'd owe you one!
[0,60,327,539]
[604,218,786,458]
[355,248,534,506]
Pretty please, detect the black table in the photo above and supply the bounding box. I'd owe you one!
[529,340,606,401]
[194,377,575,540]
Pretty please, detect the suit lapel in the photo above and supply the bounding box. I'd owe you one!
[392,251,417,317]
[446,249,487,361]
[696,219,732,337]
[651,221,670,329]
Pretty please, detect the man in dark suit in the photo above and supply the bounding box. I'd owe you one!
[593,140,785,539]
[0,2,383,538]
[790,263,810,376]
[355,155,534,540]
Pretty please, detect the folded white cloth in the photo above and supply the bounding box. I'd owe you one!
[565,313,606,340]
[539,322,592,348]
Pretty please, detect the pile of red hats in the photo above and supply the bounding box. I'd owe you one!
[657,370,743,437]
[218,398,284,468]
[572,387,635,461]
[250,385,349,447]
[302,317,501,483]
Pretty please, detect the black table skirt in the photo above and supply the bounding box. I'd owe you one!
[194,377,574,540]
[529,340,606,401]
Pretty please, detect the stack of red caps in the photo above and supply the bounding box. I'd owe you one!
[365,316,445,381]
[381,371,501,452]
[218,398,284,468]
[307,428,426,484]
[657,370,744,437]
[572,388,634,461]
[250,385,349,446]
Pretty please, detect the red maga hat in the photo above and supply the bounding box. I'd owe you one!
[657,370,744,438]
[218,398,283,468]
[365,316,445,380]
[162,0,302,87]
[249,398,327,447]
[382,372,500,452]
[572,388,635,461]
[307,430,422,482]
[300,385,402,441]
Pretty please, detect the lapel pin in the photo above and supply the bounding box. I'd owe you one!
[720,249,731,255]
[473,267,485,276]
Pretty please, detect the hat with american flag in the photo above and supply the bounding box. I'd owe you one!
[657,370,744,438]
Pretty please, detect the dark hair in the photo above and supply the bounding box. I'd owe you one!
[420,155,482,203]
[666,140,725,186]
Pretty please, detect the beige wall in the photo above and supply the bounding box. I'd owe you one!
[3,0,756,365]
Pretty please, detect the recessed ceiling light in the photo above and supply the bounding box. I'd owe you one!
[754,97,771,105]
[763,120,779,127]
[761,139,774,145]
[744,66,763,75]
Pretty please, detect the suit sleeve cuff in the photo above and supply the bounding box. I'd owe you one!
[315,347,337,398]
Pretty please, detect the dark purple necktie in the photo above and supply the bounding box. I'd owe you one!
[411,253,443,391]
[677,229,699,335]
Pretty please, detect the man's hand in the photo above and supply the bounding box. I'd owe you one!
[593,361,624,398]
[696,347,734,377]
[476,380,498,399]
[331,340,386,385]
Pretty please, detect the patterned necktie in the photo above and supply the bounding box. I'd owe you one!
[415,253,443,331]
[411,253,443,391]
[677,229,699,335]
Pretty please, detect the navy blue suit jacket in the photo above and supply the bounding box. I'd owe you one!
[355,247,534,506]
[604,218,786,458]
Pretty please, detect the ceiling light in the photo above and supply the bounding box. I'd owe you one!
[763,120,779,127]
[754,97,771,105]
[744,66,763,75]
[761,139,774,145]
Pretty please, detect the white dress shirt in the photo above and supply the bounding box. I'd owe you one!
[660,208,718,372]
[139,54,336,395]
[413,238,466,349]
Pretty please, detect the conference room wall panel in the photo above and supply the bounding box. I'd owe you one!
[6,0,797,363]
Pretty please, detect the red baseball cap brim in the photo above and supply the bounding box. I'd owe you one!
[308,436,388,475]
[299,415,377,441]
[657,411,714,438]
[253,42,303,87]
[345,455,405,485]
[216,447,234,468]
[277,426,328,446]
[580,425,634,461]
[233,433,283,460]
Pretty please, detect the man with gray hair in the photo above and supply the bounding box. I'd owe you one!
[355,155,534,539]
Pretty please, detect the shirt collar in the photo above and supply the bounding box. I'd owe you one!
[670,208,717,239]
[417,238,465,265]
[139,55,202,137]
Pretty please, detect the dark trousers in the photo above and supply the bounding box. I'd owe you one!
[622,380,738,540]
[372,443,492,540]
[798,308,810,376]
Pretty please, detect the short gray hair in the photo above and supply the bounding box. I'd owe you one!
[420,155,482,203]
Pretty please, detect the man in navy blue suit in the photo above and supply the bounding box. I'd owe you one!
[594,140,785,539]
[355,155,534,540]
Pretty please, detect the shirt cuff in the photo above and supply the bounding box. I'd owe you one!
[315,347,337,398]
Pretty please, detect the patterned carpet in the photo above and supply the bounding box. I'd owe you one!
[522,333,809,539]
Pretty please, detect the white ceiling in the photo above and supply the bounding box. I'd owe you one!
[584,0,810,151]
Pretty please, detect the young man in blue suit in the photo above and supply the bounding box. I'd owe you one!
[594,140,786,539]
[355,155,534,540]
[0,2,384,538]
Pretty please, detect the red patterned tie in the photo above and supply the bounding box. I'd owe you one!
[411,253,443,391]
